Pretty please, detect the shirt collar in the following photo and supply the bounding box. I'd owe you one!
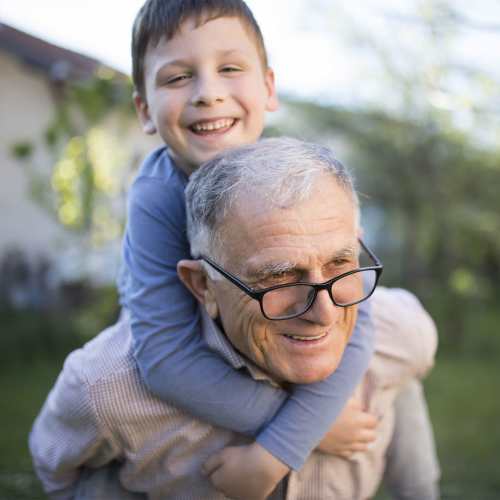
[200,308,277,384]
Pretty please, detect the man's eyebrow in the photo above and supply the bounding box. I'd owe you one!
[246,261,297,281]
[329,245,359,261]
[245,245,359,281]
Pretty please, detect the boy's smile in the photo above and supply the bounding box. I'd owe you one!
[135,16,279,174]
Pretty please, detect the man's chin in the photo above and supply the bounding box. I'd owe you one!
[271,336,346,384]
[277,360,341,385]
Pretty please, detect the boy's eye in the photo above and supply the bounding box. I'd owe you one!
[164,73,192,86]
[220,66,242,74]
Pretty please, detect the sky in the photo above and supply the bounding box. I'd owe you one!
[0,0,344,98]
[1,1,499,110]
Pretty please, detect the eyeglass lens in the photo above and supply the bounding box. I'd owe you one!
[261,269,377,320]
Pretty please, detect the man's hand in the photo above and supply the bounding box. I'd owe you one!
[317,397,378,459]
[203,442,289,500]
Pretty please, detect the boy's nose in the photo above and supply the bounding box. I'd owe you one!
[191,76,226,106]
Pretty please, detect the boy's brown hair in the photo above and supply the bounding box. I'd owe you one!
[132,0,269,98]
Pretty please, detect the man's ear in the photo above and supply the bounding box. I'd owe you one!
[133,91,157,135]
[177,260,219,319]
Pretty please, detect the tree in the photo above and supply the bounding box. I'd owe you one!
[273,0,500,351]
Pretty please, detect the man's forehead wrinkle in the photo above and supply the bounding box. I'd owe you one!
[221,218,355,258]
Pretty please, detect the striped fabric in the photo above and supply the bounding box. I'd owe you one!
[29,287,437,500]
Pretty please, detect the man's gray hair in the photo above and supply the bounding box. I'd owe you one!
[185,137,359,263]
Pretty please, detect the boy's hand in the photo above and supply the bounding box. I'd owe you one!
[203,442,289,500]
[317,397,378,459]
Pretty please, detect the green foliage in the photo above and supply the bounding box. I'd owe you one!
[11,70,135,247]
[10,142,34,160]
[69,68,135,123]
[0,285,119,366]
[45,74,134,240]
[283,0,500,356]
[0,310,80,365]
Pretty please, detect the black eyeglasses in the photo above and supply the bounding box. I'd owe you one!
[200,239,383,321]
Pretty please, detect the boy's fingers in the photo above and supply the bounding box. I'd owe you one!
[359,412,379,429]
[347,397,363,410]
[342,431,376,450]
[358,429,377,443]
[209,469,225,491]
[339,450,354,459]
[202,451,224,476]
[350,442,369,452]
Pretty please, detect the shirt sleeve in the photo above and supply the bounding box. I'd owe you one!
[255,297,374,470]
[369,287,438,382]
[126,175,287,434]
[29,349,117,500]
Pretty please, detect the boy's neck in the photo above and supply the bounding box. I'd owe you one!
[168,150,197,177]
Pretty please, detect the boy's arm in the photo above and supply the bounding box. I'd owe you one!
[29,350,115,500]
[127,175,287,432]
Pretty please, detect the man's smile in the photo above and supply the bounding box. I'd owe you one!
[283,331,329,342]
[280,330,332,351]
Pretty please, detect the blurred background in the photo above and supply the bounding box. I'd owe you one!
[1,1,499,498]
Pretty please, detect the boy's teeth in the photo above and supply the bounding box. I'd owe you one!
[285,333,326,341]
[191,118,234,132]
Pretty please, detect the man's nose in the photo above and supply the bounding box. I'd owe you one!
[190,74,226,106]
[301,289,340,326]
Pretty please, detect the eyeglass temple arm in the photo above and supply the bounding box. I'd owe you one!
[358,238,383,268]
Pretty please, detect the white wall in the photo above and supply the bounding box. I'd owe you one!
[0,51,66,262]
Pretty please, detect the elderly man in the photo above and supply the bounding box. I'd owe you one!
[30,138,438,499]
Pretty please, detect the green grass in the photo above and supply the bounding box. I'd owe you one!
[425,355,500,499]
[1,354,499,499]
[375,354,500,500]
[0,358,64,500]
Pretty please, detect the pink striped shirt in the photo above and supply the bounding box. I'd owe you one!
[30,287,437,499]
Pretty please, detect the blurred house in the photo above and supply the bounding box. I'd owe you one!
[0,22,158,308]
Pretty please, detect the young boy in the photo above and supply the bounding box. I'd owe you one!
[119,0,376,498]
[118,1,439,499]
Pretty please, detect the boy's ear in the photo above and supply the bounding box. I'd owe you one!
[264,67,279,112]
[177,260,219,319]
[133,91,157,135]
